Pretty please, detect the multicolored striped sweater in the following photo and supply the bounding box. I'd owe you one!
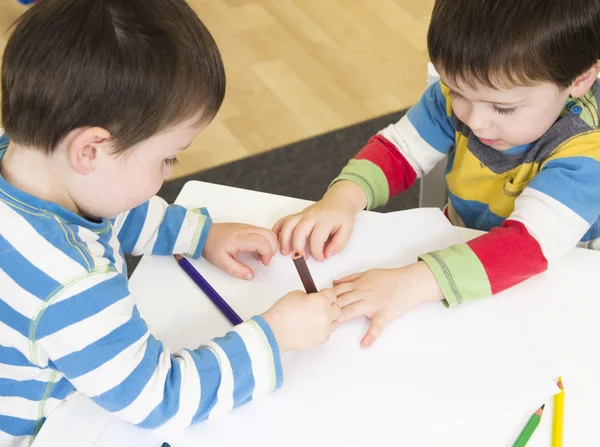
[0,132,283,447]
[334,80,600,306]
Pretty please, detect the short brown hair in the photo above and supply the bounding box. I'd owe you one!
[427,0,600,89]
[2,0,225,153]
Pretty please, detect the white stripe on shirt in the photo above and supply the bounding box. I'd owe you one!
[234,322,274,399]
[112,349,174,424]
[132,197,168,255]
[0,201,87,281]
[0,268,42,318]
[510,188,590,263]
[40,296,135,359]
[203,341,235,418]
[379,115,447,178]
[156,350,202,430]
[68,330,149,397]
[172,209,201,255]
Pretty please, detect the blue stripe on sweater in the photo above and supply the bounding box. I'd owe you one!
[0,299,30,337]
[136,358,182,428]
[0,376,73,401]
[529,156,600,224]
[0,235,61,298]
[117,202,149,254]
[252,316,283,390]
[151,205,187,255]
[0,345,31,367]
[217,331,255,409]
[35,274,130,339]
[0,206,93,270]
[448,190,506,231]
[92,334,163,412]
[406,81,455,155]
[0,415,39,437]
[189,347,220,423]
[52,307,147,378]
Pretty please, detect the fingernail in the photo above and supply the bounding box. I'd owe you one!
[245,274,253,280]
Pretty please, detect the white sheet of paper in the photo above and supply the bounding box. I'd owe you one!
[129,183,556,446]
[35,183,558,447]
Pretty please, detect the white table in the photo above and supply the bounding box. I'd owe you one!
[33,182,600,447]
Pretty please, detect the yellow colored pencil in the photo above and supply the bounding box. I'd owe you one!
[552,377,565,447]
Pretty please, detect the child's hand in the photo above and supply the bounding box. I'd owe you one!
[333,262,443,348]
[272,181,367,261]
[261,288,340,352]
[203,223,278,280]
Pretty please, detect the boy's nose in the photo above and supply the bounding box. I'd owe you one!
[466,112,491,134]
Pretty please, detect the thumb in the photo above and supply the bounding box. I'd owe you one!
[360,312,393,349]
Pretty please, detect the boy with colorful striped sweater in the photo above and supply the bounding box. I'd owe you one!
[275,0,600,348]
[0,1,340,446]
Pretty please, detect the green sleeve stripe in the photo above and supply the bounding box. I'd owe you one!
[419,244,492,307]
[329,159,390,210]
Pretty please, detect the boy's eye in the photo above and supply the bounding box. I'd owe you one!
[493,105,516,116]
[164,157,179,166]
[448,90,462,99]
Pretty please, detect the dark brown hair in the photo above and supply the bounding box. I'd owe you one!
[2,0,225,153]
[428,0,600,89]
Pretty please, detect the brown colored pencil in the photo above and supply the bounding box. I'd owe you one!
[292,251,318,294]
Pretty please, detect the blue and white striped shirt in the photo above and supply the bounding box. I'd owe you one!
[0,132,283,447]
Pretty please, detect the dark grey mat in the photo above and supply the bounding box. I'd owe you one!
[127,109,417,274]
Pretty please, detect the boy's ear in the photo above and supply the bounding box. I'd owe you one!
[66,127,113,175]
[569,63,600,98]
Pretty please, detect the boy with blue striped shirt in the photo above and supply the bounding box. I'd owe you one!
[0,1,340,445]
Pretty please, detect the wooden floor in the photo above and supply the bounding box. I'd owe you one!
[0,0,434,178]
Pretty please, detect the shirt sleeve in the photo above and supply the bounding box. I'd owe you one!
[419,132,600,306]
[331,81,456,209]
[111,196,212,258]
[36,269,283,428]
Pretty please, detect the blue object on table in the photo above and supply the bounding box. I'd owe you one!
[18,0,37,4]
[174,255,243,325]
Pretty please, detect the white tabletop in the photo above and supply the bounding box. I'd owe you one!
[33,182,600,447]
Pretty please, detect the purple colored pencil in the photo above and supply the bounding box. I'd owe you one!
[174,255,243,326]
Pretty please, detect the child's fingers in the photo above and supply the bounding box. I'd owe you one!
[329,302,341,321]
[360,313,393,349]
[277,215,302,255]
[272,217,286,236]
[324,224,351,259]
[317,287,337,303]
[310,222,335,262]
[332,282,354,298]
[259,253,273,266]
[250,228,278,258]
[338,300,370,323]
[220,255,255,281]
[233,233,276,266]
[335,290,363,308]
[332,272,362,285]
[291,219,315,256]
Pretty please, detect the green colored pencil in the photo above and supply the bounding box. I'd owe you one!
[512,404,545,447]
